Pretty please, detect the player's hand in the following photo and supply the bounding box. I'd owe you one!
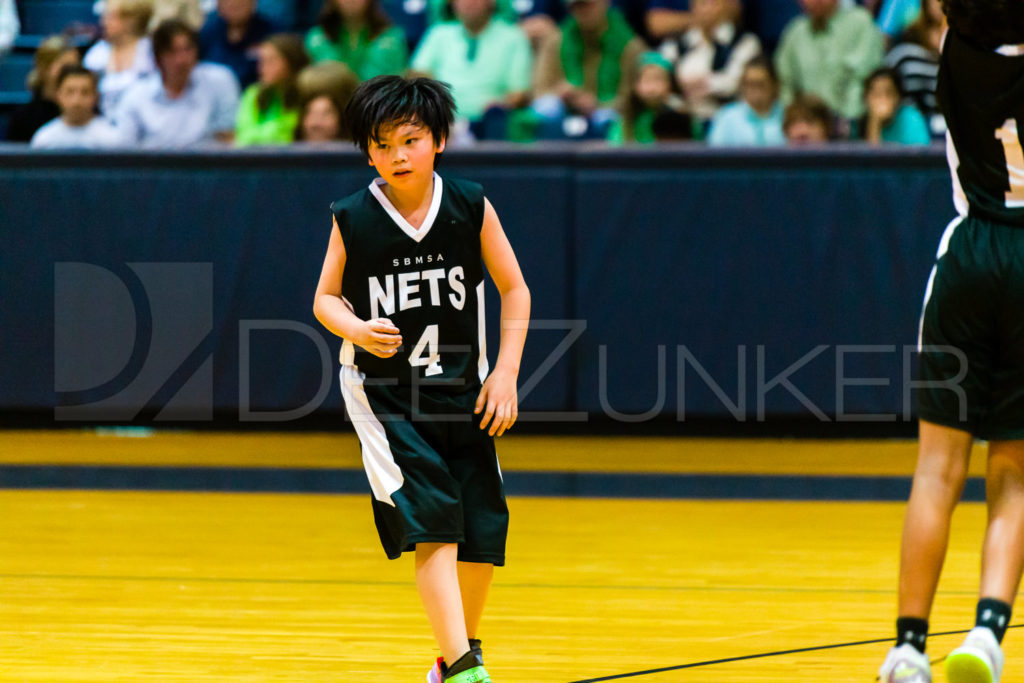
[354,318,402,359]
[474,368,518,437]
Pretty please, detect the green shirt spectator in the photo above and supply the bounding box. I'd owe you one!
[235,34,308,146]
[305,0,408,81]
[774,0,884,119]
[235,86,301,145]
[411,9,532,122]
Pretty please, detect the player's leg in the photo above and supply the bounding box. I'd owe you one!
[880,420,973,682]
[458,560,494,639]
[416,542,471,667]
[899,421,974,620]
[946,440,1024,682]
[979,440,1024,605]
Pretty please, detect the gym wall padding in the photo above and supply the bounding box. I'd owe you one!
[0,145,952,424]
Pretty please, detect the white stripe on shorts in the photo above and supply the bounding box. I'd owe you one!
[339,364,403,506]
[918,216,965,351]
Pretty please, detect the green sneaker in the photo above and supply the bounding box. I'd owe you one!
[444,665,491,683]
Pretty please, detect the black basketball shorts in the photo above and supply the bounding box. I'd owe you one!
[339,365,509,564]
[918,215,1024,440]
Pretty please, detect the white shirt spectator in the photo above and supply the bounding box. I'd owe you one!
[83,37,157,114]
[114,62,240,148]
[662,23,761,121]
[0,0,19,54]
[30,117,126,148]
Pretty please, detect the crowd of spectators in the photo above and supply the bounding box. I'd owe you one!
[1,0,948,148]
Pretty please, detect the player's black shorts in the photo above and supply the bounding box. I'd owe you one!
[339,366,509,564]
[918,215,1024,440]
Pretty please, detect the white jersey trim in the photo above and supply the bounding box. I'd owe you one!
[369,172,444,243]
[476,281,488,383]
[996,44,1024,56]
[946,130,970,217]
[339,365,403,506]
[917,215,965,351]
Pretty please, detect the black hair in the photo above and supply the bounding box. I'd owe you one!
[742,55,778,86]
[345,75,455,158]
[942,0,1024,49]
[151,19,199,60]
[856,67,905,139]
[55,64,97,89]
[863,66,905,100]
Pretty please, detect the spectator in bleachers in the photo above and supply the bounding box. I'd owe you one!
[114,19,240,147]
[83,0,156,114]
[235,33,308,144]
[30,65,124,147]
[853,66,929,144]
[199,0,279,88]
[532,0,645,139]
[883,0,943,139]
[0,0,19,55]
[304,0,407,80]
[782,91,831,143]
[707,54,784,146]
[607,51,688,143]
[659,0,759,130]
[645,0,691,43]
[774,0,884,120]
[411,0,531,139]
[294,59,357,141]
[148,0,206,31]
[7,37,81,142]
[513,0,564,50]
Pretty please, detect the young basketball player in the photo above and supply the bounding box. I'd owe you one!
[878,1,1024,681]
[313,76,530,683]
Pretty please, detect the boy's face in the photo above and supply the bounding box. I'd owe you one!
[367,120,445,187]
[57,74,98,127]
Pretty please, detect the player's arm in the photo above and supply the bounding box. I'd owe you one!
[313,217,403,358]
[475,198,531,437]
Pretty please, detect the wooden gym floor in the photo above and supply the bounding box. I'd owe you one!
[0,431,1005,682]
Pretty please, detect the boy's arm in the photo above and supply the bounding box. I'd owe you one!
[475,198,531,437]
[313,218,403,358]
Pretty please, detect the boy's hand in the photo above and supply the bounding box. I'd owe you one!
[474,368,518,437]
[354,318,402,358]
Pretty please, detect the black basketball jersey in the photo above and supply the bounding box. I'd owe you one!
[331,173,489,390]
[937,29,1024,225]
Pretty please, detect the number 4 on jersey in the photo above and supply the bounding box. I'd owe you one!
[995,118,1024,208]
[409,324,443,376]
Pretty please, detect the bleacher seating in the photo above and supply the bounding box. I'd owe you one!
[0,52,34,91]
[15,0,97,47]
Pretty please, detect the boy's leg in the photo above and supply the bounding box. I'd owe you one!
[898,420,974,622]
[458,561,494,639]
[416,542,471,666]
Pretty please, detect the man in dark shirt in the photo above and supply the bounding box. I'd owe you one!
[198,0,278,89]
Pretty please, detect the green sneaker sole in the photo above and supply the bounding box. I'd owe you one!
[946,651,995,683]
[444,665,491,683]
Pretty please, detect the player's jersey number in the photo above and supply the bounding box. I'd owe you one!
[408,324,443,376]
[995,118,1024,208]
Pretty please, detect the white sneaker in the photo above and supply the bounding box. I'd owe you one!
[879,643,932,682]
[946,627,1004,683]
[426,657,444,683]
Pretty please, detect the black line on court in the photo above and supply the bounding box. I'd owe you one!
[0,465,989,501]
[568,625,1024,682]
